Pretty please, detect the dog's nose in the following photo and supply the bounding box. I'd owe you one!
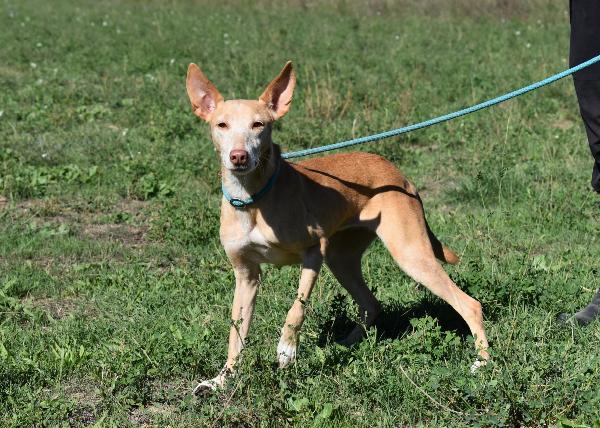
[229,150,249,167]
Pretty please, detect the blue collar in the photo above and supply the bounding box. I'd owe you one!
[222,161,281,208]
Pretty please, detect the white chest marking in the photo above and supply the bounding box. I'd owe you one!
[222,221,298,265]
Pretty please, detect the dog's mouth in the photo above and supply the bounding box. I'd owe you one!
[227,164,255,175]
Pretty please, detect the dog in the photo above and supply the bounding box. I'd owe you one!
[186,61,490,394]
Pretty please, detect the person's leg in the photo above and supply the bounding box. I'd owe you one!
[560,0,600,325]
[573,79,600,193]
[570,0,600,191]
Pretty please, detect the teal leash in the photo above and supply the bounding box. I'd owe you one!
[224,55,600,206]
[281,54,600,160]
[222,160,282,208]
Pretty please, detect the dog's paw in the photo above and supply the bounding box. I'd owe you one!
[192,372,227,396]
[192,379,219,396]
[277,338,297,368]
[469,358,487,374]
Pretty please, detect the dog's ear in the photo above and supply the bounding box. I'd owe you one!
[186,63,224,122]
[259,61,296,120]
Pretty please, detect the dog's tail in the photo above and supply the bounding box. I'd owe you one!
[426,221,459,265]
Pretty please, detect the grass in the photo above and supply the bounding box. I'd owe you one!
[1,0,599,426]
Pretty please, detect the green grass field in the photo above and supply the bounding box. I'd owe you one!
[1,0,599,426]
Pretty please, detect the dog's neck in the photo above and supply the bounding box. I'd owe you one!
[221,144,281,201]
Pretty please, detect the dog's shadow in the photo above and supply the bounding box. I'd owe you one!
[316,294,471,347]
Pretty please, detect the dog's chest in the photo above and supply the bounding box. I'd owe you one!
[220,209,300,265]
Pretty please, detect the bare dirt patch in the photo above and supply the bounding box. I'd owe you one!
[115,198,148,215]
[3,197,160,278]
[82,223,148,247]
[16,197,68,216]
[127,378,188,426]
[40,377,103,427]
[24,295,96,319]
[552,118,575,131]
[12,198,151,247]
[128,403,178,427]
[418,171,459,201]
[63,378,103,427]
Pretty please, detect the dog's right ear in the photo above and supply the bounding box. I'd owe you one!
[186,63,224,122]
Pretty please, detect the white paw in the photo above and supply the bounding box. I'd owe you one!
[193,372,226,396]
[470,359,487,373]
[277,337,297,368]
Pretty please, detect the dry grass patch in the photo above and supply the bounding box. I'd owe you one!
[552,118,575,131]
[115,199,149,215]
[62,378,103,427]
[23,294,97,319]
[128,404,179,427]
[127,378,188,427]
[81,223,148,247]
[418,170,459,200]
[12,198,151,247]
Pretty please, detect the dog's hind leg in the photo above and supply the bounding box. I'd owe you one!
[373,193,489,368]
[325,228,381,346]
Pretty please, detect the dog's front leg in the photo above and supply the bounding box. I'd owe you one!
[278,244,323,368]
[193,262,260,395]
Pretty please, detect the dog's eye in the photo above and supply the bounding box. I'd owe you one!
[252,121,264,129]
[217,122,228,129]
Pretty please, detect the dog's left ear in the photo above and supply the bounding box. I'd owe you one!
[259,61,296,120]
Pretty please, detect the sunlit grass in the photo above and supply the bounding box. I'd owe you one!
[0,1,598,426]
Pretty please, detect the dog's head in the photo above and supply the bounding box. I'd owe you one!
[186,62,295,174]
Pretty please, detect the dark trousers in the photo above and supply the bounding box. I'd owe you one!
[570,0,600,192]
[568,1,600,325]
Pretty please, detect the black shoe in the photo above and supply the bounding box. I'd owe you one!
[558,289,600,326]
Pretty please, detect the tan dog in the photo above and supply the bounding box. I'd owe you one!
[186,61,489,394]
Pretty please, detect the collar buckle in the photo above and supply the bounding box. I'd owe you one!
[229,198,248,208]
